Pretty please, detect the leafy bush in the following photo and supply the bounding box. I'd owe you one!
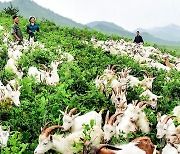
[0,12,179,153]
[3,3,19,16]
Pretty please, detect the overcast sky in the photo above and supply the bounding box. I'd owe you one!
[1,0,180,31]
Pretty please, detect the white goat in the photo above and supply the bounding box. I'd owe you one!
[117,101,150,136]
[111,85,127,110]
[104,101,150,141]
[103,111,123,142]
[0,80,21,107]
[60,107,103,132]
[127,70,155,90]
[5,58,23,79]
[34,125,103,154]
[156,113,176,139]
[47,60,63,85]
[0,126,10,148]
[166,133,180,153]
[173,106,180,123]
[140,89,162,109]
[162,143,178,154]
[60,52,74,62]
[28,66,48,83]
[8,48,22,60]
[0,25,3,30]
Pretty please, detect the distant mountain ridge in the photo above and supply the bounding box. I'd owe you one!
[86,21,134,38]
[136,24,180,42]
[87,21,180,46]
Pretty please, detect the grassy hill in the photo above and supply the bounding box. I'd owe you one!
[0,12,179,153]
[1,0,180,46]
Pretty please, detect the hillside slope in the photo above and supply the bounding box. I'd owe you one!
[0,12,179,153]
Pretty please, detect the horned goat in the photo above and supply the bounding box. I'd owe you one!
[60,107,103,132]
[140,89,162,109]
[0,80,21,107]
[34,124,103,154]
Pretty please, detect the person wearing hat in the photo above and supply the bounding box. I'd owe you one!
[11,15,23,45]
[27,16,39,41]
[133,31,144,44]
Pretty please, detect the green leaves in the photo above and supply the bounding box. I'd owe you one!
[0,13,179,153]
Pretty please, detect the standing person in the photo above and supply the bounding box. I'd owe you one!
[133,31,144,44]
[27,16,39,41]
[11,15,23,45]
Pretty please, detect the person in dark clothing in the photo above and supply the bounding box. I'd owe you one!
[11,15,23,45]
[133,31,144,44]
[27,16,39,41]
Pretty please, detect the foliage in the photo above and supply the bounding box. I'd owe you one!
[3,3,19,16]
[0,12,179,153]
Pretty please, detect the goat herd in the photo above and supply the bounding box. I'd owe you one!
[0,25,180,154]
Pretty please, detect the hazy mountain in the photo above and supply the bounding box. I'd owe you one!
[87,21,134,38]
[87,21,180,46]
[0,0,84,28]
[136,24,180,42]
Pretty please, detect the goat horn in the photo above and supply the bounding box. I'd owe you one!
[41,64,48,72]
[65,106,69,114]
[41,121,52,133]
[111,65,118,71]
[107,65,111,70]
[89,144,122,154]
[42,125,64,137]
[109,112,123,125]
[105,110,110,124]
[119,101,126,109]
[137,101,146,108]
[69,108,78,117]
[6,80,15,91]
[124,67,131,76]
[163,115,176,124]
[133,100,138,106]
[141,70,151,78]
[15,81,18,91]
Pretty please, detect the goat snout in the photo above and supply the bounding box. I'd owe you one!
[130,117,135,122]
[156,134,161,138]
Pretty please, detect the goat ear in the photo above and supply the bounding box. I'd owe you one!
[143,75,147,79]
[60,111,65,115]
[0,125,3,132]
[73,112,81,119]
[157,112,161,122]
[18,86,22,90]
[141,104,147,110]
[7,126,10,132]
[113,120,119,127]
[50,135,53,141]
[157,96,163,98]
[112,88,117,96]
